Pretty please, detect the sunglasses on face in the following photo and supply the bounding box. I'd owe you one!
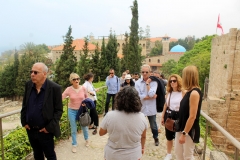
[30,70,42,75]
[141,71,149,74]
[72,78,80,81]
[109,73,114,74]
[169,80,177,83]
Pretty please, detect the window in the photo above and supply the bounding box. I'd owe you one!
[158,59,160,63]
[149,59,151,62]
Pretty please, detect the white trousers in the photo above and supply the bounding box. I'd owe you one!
[175,132,195,160]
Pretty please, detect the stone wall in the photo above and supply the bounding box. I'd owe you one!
[208,28,240,154]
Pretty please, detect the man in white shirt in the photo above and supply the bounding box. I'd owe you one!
[135,64,159,146]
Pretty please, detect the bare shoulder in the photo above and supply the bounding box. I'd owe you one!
[190,90,200,99]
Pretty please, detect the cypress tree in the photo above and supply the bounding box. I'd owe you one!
[128,0,141,73]
[121,32,130,72]
[78,37,90,79]
[99,38,109,80]
[91,43,101,82]
[105,31,119,75]
[54,25,77,91]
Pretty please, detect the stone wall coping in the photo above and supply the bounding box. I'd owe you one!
[207,96,225,104]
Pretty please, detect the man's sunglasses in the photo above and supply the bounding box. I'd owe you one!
[169,80,177,83]
[141,71,149,74]
[72,78,80,81]
[30,70,42,75]
[109,73,114,74]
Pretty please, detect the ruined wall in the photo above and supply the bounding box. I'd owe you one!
[208,28,240,154]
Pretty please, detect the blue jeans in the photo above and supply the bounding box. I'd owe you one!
[68,108,89,146]
[147,115,158,139]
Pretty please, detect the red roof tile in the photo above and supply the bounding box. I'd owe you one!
[149,37,178,43]
[52,39,96,51]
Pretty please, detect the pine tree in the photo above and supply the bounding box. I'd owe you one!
[128,0,141,73]
[78,37,90,79]
[54,26,77,91]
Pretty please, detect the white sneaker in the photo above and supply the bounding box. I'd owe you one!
[72,146,77,153]
[164,154,172,160]
[85,140,89,147]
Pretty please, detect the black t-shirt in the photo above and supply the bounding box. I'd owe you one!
[178,88,202,143]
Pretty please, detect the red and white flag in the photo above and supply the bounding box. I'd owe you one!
[217,14,224,35]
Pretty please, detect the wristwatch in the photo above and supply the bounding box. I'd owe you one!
[182,131,188,136]
[146,83,149,85]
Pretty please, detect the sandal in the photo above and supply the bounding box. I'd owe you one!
[89,126,96,130]
[92,129,97,135]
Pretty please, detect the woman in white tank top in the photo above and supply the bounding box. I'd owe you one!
[161,74,185,160]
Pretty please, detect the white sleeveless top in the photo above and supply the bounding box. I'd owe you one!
[166,91,182,111]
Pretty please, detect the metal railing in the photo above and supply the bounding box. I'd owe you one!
[201,110,240,160]
[0,86,107,160]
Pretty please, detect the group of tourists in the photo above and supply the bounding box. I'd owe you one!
[20,62,202,160]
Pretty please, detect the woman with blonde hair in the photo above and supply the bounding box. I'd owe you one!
[161,74,184,160]
[62,73,89,153]
[175,66,203,160]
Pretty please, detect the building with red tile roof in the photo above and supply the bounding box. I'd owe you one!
[50,39,97,62]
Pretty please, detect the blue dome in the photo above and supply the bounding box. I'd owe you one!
[170,45,186,52]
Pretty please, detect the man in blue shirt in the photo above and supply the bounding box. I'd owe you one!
[135,64,159,146]
[104,69,120,116]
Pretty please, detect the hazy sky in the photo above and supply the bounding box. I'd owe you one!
[0,0,240,53]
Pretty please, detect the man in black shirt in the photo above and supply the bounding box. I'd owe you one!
[21,62,63,160]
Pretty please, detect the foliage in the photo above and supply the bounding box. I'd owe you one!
[171,35,215,89]
[0,64,15,98]
[169,36,195,51]
[54,26,77,91]
[199,115,214,150]
[78,37,91,78]
[128,0,142,73]
[161,59,177,78]
[149,40,162,56]
[15,43,49,96]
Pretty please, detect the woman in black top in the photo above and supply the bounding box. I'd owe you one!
[175,65,203,160]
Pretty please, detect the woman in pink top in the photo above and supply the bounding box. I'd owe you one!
[62,73,89,153]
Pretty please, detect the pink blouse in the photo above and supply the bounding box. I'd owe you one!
[62,86,88,110]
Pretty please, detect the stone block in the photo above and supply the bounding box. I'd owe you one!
[210,151,228,160]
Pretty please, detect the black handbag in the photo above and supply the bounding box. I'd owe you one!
[165,93,180,132]
[79,108,91,127]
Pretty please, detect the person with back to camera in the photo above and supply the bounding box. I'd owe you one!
[104,69,120,116]
[99,86,148,160]
[175,65,203,160]
[161,74,184,160]
[120,74,135,88]
[82,73,99,135]
[62,73,89,153]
